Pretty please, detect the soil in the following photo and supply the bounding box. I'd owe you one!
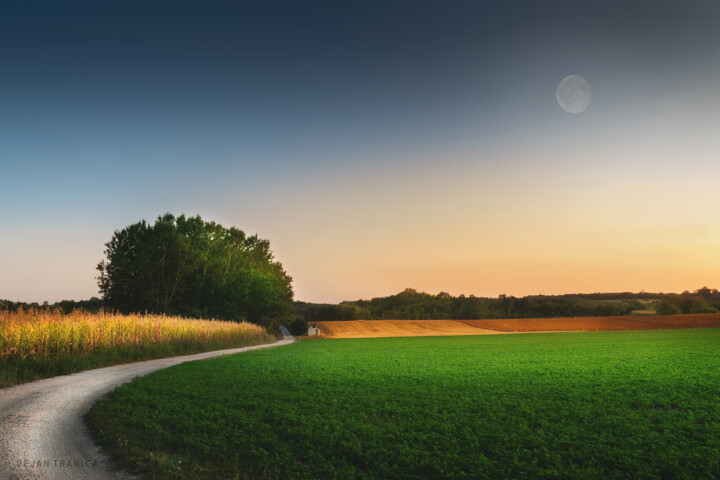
[313,314,720,338]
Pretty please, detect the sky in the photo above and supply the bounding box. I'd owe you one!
[2,0,720,304]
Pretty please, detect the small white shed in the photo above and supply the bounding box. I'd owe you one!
[307,323,320,336]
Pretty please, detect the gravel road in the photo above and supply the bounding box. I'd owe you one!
[0,329,295,480]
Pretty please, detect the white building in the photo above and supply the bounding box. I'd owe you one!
[307,323,320,336]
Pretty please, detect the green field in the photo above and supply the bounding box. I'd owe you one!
[87,330,720,479]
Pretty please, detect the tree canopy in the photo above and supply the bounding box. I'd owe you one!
[97,214,293,331]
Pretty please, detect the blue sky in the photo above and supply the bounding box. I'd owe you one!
[2,1,720,303]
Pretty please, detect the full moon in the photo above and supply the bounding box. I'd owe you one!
[556,75,592,113]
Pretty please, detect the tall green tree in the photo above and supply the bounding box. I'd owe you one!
[97,214,293,331]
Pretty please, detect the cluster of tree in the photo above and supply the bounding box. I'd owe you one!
[294,302,371,323]
[295,287,720,321]
[0,297,104,313]
[655,290,720,315]
[335,289,640,320]
[290,302,372,334]
[492,295,642,318]
[554,291,666,300]
[96,214,294,332]
[688,287,720,302]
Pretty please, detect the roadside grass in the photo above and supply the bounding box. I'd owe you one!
[87,329,720,479]
[0,309,275,388]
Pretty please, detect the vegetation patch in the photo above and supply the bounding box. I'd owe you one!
[97,214,294,332]
[0,309,275,388]
[87,329,720,479]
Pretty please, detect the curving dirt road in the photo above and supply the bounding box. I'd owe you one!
[0,329,295,480]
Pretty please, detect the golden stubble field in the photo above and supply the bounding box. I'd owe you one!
[312,320,500,338]
[313,314,720,338]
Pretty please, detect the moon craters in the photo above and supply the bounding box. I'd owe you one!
[556,75,592,113]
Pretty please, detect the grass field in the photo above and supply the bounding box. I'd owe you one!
[0,309,275,388]
[87,329,720,479]
[313,314,720,338]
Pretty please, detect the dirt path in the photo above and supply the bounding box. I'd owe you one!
[0,330,294,480]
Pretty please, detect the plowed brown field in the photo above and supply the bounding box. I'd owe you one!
[312,320,500,338]
[311,314,720,338]
[460,314,720,332]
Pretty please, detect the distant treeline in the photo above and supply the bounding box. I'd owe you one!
[294,287,720,325]
[0,297,104,313]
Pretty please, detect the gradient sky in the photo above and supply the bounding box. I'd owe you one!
[2,1,720,304]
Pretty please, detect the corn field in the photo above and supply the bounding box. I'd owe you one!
[0,309,274,386]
